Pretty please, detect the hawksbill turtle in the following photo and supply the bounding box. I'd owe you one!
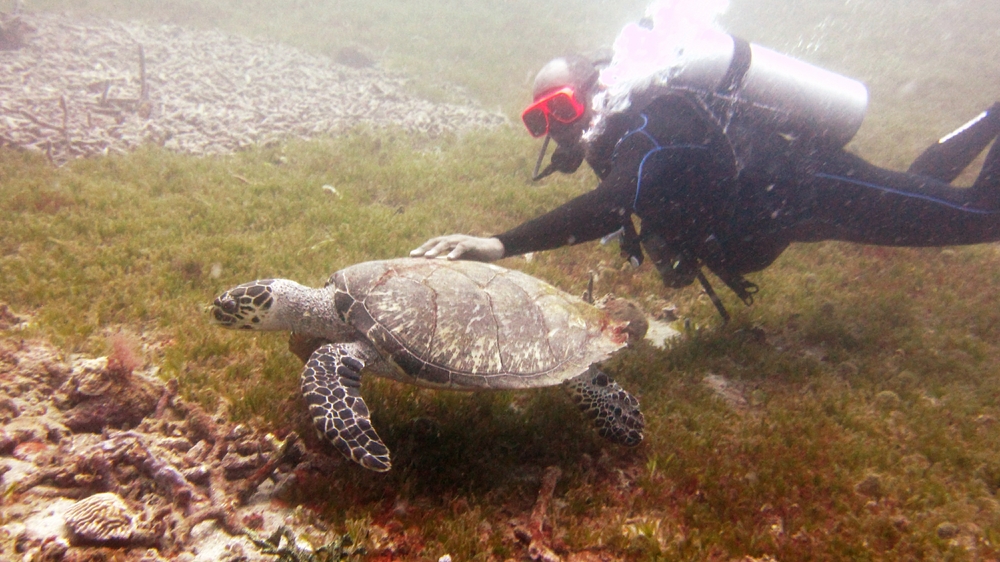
[210,258,644,472]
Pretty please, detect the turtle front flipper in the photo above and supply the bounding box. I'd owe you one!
[301,342,391,471]
[564,366,644,447]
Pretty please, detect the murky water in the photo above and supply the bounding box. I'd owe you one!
[20,0,998,157]
[3,0,1000,559]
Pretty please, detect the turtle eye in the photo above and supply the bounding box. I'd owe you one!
[215,295,239,315]
[212,307,229,323]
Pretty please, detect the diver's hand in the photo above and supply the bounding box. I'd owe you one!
[409,235,505,262]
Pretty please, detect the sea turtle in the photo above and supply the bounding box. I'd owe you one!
[210,258,644,472]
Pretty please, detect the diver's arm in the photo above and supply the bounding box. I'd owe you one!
[495,169,636,257]
[410,235,505,261]
[411,187,629,261]
[411,189,633,262]
[411,170,635,261]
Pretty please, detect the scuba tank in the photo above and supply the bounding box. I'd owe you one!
[623,28,869,150]
[600,28,869,318]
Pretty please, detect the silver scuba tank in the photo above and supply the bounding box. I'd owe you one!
[662,29,869,149]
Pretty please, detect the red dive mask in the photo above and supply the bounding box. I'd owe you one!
[521,87,586,138]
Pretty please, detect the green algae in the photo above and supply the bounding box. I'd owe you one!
[2,0,1000,559]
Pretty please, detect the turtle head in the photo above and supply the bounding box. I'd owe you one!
[211,279,315,331]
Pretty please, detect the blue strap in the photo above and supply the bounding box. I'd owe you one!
[616,113,709,211]
[814,172,997,215]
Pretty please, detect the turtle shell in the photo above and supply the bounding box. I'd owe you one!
[327,258,627,390]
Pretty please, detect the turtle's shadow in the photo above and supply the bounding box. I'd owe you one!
[386,389,598,489]
[298,381,631,497]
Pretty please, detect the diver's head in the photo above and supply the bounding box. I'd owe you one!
[522,55,599,146]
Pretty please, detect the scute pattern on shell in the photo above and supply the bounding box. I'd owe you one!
[329,259,623,390]
[63,492,137,544]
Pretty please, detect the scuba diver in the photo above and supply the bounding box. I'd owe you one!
[411,31,1000,321]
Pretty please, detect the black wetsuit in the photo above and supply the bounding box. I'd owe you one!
[495,91,1000,307]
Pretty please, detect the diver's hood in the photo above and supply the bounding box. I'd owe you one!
[531,55,599,99]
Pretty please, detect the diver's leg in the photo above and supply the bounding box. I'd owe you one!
[972,136,1000,191]
[908,102,1000,183]
[801,151,1000,246]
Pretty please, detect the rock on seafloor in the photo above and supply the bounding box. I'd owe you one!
[0,337,344,561]
[63,492,139,545]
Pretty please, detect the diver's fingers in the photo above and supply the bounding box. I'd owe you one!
[445,242,473,260]
[411,235,504,261]
[410,235,464,258]
[446,237,505,262]
[410,234,475,258]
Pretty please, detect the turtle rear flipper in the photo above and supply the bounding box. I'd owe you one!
[301,342,391,471]
[564,366,644,446]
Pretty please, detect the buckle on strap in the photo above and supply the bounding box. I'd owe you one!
[711,265,758,306]
[694,269,758,324]
[727,274,758,306]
